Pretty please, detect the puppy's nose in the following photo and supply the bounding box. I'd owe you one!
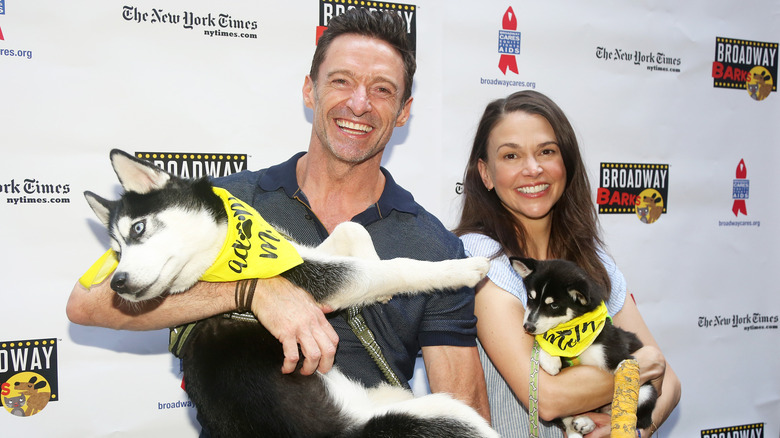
[523,322,536,334]
[111,272,128,292]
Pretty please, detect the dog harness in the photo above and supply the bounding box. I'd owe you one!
[535,301,610,359]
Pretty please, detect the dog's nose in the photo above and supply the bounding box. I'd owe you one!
[111,272,128,292]
[523,322,536,334]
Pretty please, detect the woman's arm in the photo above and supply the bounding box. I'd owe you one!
[610,294,682,436]
[476,278,617,421]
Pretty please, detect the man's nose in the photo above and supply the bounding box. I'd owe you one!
[347,86,372,116]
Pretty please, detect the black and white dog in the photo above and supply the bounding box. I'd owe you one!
[510,257,657,437]
[84,149,497,437]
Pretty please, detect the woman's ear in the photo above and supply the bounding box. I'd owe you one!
[478,159,494,191]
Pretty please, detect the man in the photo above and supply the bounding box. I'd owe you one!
[67,8,489,425]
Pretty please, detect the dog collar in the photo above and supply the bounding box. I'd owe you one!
[535,301,610,358]
[200,187,304,282]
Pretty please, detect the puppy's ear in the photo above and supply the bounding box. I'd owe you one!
[510,257,536,278]
[84,191,116,227]
[109,149,170,194]
[568,288,589,306]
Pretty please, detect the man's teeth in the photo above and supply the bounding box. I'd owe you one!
[337,120,373,133]
[517,184,549,194]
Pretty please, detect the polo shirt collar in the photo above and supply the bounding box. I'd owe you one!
[258,152,419,218]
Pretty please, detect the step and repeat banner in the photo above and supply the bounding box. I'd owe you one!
[1,0,777,436]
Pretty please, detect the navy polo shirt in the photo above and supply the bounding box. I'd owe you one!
[214,153,478,388]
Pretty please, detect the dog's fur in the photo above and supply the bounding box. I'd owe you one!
[511,257,657,438]
[84,149,497,437]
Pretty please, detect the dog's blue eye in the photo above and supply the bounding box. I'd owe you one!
[131,220,146,238]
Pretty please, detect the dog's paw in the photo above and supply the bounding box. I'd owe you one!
[459,256,490,285]
[539,351,562,375]
[571,415,596,435]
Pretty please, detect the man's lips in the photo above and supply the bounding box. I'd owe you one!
[336,119,373,135]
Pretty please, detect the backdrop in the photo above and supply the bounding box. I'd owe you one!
[1,0,777,437]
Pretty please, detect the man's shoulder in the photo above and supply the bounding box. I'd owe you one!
[369,207,464,261]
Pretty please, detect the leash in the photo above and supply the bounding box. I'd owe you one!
[528,339,541,438]
[346,306,403,387]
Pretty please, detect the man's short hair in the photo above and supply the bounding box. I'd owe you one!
[310,8,416,104]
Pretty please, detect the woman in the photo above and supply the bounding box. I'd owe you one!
[455,90,680,437]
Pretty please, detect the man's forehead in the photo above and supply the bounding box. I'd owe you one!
[318,34,404,79]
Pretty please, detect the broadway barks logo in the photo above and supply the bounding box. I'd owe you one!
[597,163,669,224]
[1,338,59,418]
[316,0,417,52]
[497,6,520,75]
[701,422,764,438]
[135,152,247,179]
[712,37,778,101]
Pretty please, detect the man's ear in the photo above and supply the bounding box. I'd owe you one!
[303,75,315,110]
[395,97,413,127]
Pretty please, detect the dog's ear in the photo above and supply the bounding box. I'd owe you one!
[84,191,116,227]
[510,257,536,278]
[568,289,589,306]
[109,149,170,194]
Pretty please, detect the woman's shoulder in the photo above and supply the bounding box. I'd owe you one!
[460,232,502,258]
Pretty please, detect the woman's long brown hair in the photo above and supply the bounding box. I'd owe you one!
[454,90,611,294]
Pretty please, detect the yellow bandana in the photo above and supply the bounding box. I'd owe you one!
[535,301,609,358]
[78,249,119,288]
[78,187,304,288]
[200,187,303,281]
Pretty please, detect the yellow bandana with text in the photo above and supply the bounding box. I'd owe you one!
[78,187,303,287]
[535,301,609,358]
[200,187,303,281]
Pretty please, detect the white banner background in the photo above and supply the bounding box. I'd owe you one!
[1,0,777,436]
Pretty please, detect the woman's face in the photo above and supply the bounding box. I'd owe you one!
[478,111,567,227]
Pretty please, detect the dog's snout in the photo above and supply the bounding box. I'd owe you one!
[111,272,128,292]
[523,322,536,334]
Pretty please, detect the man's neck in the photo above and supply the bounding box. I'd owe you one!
[296,151,386,233]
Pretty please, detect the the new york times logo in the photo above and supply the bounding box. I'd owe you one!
[135,152,247,179]
[712,37,777,101]
[597,163,669,224]
[317,0,416,53]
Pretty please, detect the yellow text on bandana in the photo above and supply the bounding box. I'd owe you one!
[200,187,304,282]
[536,301,609,358]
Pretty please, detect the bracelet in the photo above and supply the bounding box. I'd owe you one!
[235,278,258,313]
[649,421,658,436]
[639,422,658,437]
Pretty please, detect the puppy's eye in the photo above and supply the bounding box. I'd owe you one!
[131,220,146,238]
[549,303,559,310]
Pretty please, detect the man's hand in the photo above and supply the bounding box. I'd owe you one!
[250,276,339,375]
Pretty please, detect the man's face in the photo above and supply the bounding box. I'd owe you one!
[303,34,412,165]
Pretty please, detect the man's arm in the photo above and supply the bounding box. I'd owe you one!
[422,344,491,423]
[66,276,339,374]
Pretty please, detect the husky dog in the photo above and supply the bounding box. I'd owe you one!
[84,149,496,438]
[510,257,657,438]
